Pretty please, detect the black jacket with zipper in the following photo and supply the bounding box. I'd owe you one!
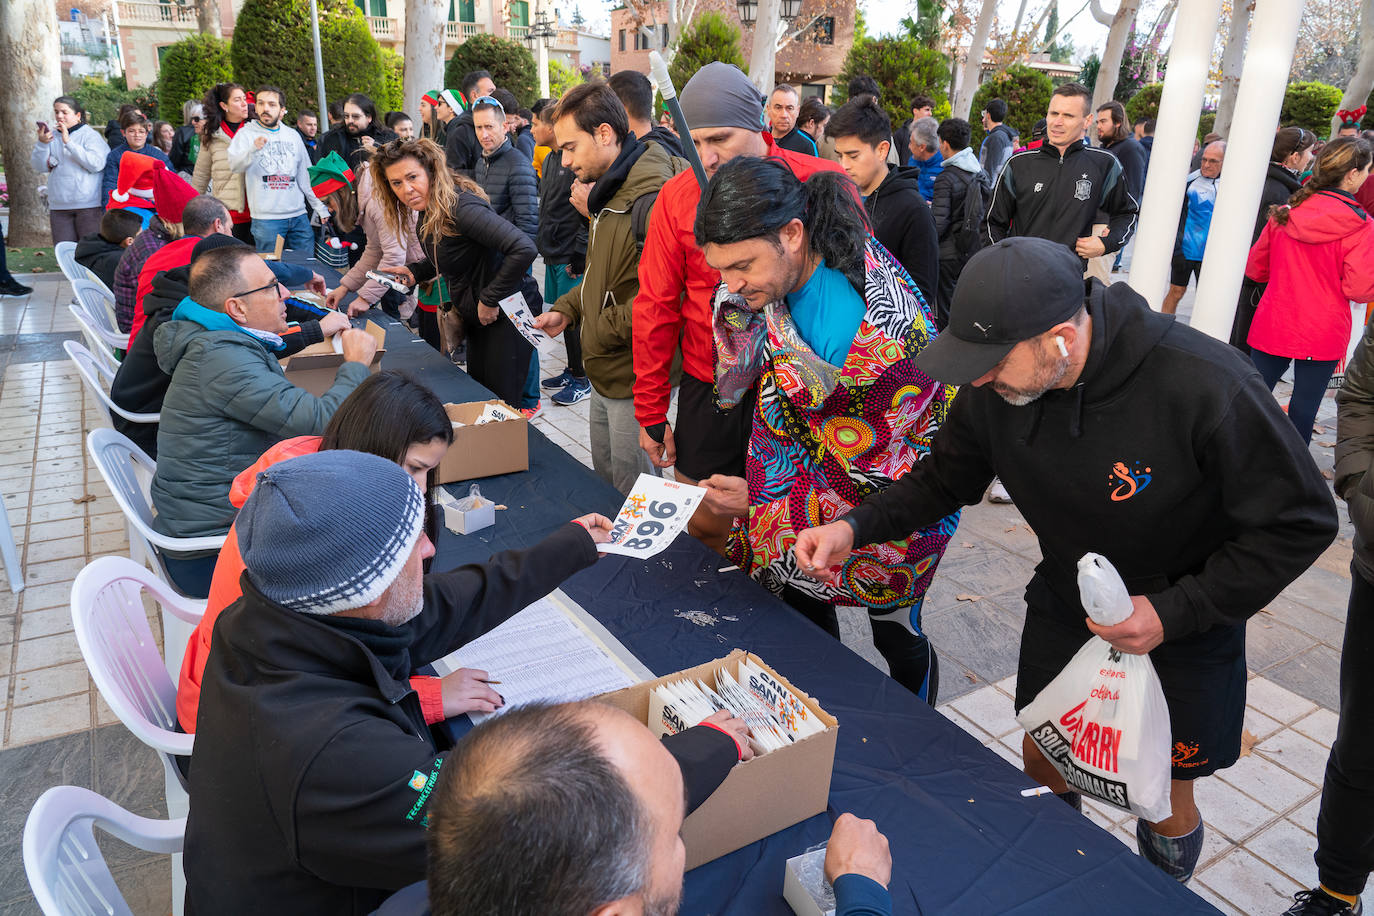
[846,280,1336,642]
[318,122,397,173]
[865,165,939,307]
[1337,317,1374,583]
[985,139,1139,262]
[74,233,126,290]
[444,110,480,176]
[184,523,599,916]
[536,148,588,268]
[475,138,538,242]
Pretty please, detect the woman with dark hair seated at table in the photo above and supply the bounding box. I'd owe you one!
[368,137,542,413]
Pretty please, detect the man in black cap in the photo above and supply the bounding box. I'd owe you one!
[795,236,1338,886]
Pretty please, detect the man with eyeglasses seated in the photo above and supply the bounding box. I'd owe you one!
[149,244,376,598]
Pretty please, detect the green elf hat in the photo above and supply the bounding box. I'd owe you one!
[308,151,354,198]
[421,89,443,108]
[439,88,467,113]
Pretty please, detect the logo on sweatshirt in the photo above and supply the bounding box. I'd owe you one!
[1074,174,1093,201]
[1034,182,1044,193]
[408,771,429,792]
[1107,461,1152,501]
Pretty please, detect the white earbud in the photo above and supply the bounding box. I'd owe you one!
[1055,335,1069,358]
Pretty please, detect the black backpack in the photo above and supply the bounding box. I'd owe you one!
[952,170,989,264]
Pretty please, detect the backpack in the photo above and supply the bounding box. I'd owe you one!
[952,169,988,264]
[630,190,659,255]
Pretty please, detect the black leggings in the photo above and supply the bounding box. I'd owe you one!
[1315,566,1374,896]
[1250,348,1337,445]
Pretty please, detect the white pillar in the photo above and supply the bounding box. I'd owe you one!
[1126,0,1225,309]
[1190,0,1306,341]
[538,41,550,98]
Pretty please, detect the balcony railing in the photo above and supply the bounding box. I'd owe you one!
[444,20,487,43]
[367,15,398,40]
[61,40,114,58]
[116,0,198,26]
[508,24,529,41]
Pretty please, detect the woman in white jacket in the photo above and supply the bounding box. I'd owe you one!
[29,96,111,242]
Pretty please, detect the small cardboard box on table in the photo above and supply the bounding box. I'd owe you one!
[596,649,839,870]
[435,401,529,483]
[278,319,387,397]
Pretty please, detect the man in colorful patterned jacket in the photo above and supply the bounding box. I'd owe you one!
[693,155,957,704]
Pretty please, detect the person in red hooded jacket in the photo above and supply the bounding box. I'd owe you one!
[1247,136,1374,444]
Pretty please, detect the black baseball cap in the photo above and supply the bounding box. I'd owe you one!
[915,237,1086,385]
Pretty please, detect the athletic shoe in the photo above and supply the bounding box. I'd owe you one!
[987,478,1013,504]
[0,280,33,298]
[541,368,576,391]
[1284,889,1363,915]
[520,401,543,420]
[551,376,591,406]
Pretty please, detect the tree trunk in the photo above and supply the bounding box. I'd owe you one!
[953,0,998,119]
[1090,0,1140,111]
[403,0,444,122]
[196,0,222,37]
[1332,0,1374,138]
[0,0,63,247]
[1214,0,1253,138]
[748,0,783,93]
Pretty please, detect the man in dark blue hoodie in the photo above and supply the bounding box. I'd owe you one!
[796,237,1338,888]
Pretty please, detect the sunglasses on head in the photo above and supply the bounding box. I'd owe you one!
[473,96,505,116]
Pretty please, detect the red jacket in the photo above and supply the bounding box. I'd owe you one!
[631,133,845,427]
[1246,189,1374,361]
[130,235,198,345]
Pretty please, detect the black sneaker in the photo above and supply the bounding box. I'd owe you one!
[1284,888,1363,915]
[0,280,32,298]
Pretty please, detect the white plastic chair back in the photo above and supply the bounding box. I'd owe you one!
[24,785,184,916]
[71,278,127,349]
[67,304,119,365]
[64,340,159,428]
[53,240,95,285]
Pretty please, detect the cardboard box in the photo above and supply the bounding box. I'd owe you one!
[436,401,529,483]
[279,319,387,397]
[597,650,839,870]
[436,489,495,534]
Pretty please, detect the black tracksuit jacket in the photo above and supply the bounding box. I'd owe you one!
[864,165,940,308]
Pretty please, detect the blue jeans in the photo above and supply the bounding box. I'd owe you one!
[251,213,315,253]
[1250,348,1338,445]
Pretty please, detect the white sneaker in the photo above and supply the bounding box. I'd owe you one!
[987,478,1013,504]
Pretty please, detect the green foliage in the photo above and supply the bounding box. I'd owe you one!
[159,35,233,114]
[1125,83,1163,124]
[1043,2,1073,64]
[1078,53,1100,94]
[69,75,158,124]
[668,11,746,95]
[232,0,387,114]
[379,47,404,113]
[1198,110,1216,142]
[969,63,1053,150]
[444,34,538,108]
[549,59,584,100]
[835,36,950,133]
[1280,81,1343,136]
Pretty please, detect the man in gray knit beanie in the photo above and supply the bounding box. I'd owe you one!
[185,449,614,915]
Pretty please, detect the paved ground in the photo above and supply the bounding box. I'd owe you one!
[0,267,1360,915]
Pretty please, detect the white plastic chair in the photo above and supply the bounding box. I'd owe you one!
[67,304,122,366]
[71,278,128,350]
[24,785,184,916]
[0,488,23,594]
[53,240,99,285]
[64,340,159,429]
[71,556,202,916]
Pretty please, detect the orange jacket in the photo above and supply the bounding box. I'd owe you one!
[175,436,445,731]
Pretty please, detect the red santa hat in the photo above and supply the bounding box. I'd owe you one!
[107,154,199,222]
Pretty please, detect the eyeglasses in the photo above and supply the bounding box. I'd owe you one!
[232,279,285,299]
[191,116,205,122]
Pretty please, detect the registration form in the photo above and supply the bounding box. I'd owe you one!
[431,590,654,723]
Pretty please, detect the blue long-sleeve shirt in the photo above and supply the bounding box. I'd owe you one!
[834,874,893,915]
[100,144,174,202]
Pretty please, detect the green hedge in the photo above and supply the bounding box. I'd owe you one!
[668,11,746,98]
[835,36,950,134]
[69,75,159,124]
[159,34,233,117]
[970,64,1053,150]
[444,34,537,108]
[379,47,404,113]
[1280,81,1342,136]
[1125,82,1163,124]
[232,0,387,114]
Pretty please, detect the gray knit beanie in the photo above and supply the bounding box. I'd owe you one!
[679,62,767,133]
[236,450,425,615]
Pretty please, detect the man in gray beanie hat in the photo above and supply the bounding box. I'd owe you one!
[185,448,614,915]
[632,61,846,555]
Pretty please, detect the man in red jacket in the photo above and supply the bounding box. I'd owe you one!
[632,62,843,551]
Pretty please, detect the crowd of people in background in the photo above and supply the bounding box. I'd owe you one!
[8,46,1374,916]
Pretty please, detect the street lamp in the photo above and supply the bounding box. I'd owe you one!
[736,0,756,25]
[524,9,556,47]
[780,0,802,19]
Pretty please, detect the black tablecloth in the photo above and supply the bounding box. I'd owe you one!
[361,313,1219,916]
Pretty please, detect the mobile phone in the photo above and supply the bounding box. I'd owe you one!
[36,121,49,132]
[366,270,411,294]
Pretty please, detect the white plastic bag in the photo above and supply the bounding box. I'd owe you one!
[1015,552,1172,822]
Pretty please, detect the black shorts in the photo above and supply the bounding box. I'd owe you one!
[1170,253,1203,288]
[1013,576,1246,780]
[673,374,756,482]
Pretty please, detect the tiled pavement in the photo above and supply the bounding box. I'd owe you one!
[0,267,1361,914]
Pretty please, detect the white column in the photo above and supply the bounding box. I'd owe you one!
[1189,0,1307,341]
[1126,0,1225,310]
[538,41,550,98]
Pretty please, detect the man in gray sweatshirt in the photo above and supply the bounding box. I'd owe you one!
[228,86,330,253]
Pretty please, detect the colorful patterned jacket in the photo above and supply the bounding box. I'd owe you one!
[713,239,959,609]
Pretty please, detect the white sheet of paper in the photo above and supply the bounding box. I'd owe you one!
[497,291,559,355]
[430,590,650,724]
[599,473,707,559]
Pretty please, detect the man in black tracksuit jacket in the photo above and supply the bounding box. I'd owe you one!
[985,85,1138,266]
[864,165,940,308]
[444,109,480,176]
[796,238,1337,885]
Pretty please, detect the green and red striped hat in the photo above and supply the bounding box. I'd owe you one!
[421,89,443,108]
[307,151,354,198]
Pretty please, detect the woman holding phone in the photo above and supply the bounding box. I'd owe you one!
[30,96,110,242]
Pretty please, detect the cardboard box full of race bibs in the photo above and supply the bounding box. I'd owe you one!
[435,401,529,483]
[279,320,387,397]
[597,650,838,870]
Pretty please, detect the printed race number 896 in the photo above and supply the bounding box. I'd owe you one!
[621,501,677,550]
